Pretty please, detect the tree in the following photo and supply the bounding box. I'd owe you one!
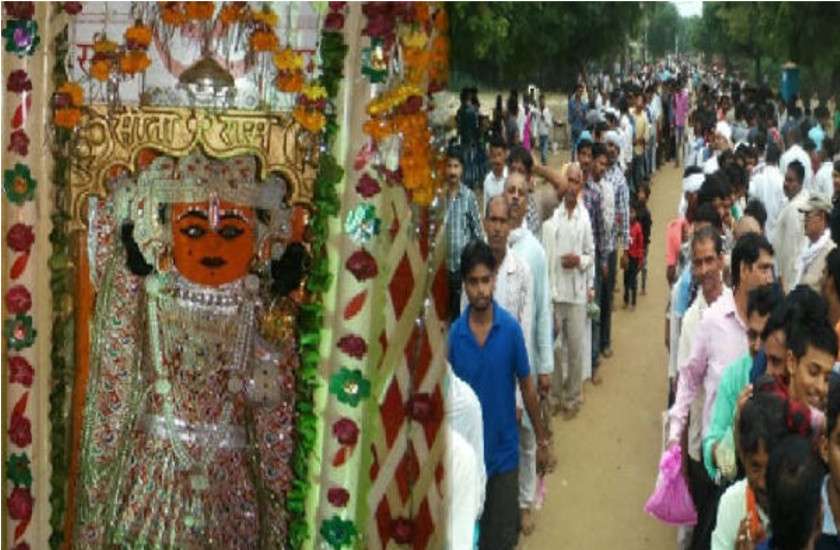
[447,3,643,89]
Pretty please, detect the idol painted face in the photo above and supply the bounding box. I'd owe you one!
[171,200,256,286]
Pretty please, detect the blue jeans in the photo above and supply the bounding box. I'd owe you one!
[539,134,549,164]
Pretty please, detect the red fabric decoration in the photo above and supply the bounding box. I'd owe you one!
[355,173,382,198]
[6,224,35,253]
[7,130,30,156]
[337,334,367,359]
[407,393,432,422]
[327,487,350,507]
[324,11,344,31]
[8,356,34,387]
[4,2,34,19]
[346,249,378,281]
[7,487,33,521]
[343,290,367,320]
[62,1,83,14]
[6,70,32,94]
[5,285,32,314]
[390,518,415,544]
[10,252,30,280]
[8,412,31,448]
[332,417,359,445]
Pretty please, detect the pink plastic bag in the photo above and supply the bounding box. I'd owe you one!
[644,444,697,525]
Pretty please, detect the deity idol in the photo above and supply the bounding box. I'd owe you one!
[74,152,304,548]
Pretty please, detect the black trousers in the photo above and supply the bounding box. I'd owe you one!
[623,257,640,306]
[448,271,462,322]
[479,469,520,550]
[600,250,617,350]
[688,457,724,550]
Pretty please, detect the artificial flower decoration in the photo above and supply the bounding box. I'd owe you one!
[6,69,32,94]
[276,71,304,93]
[8,356,34,387]
[5,314,36,351]
[2,18,40,56]
[355,173,381,198]
[219,2,248,26]
[8,409,32,448]
[6,223,34,252]
[345,249,378,281]
[5,454,32,488]
[293,105,326,134]
[332,417,360,446]
[3,164,36,205]
[327,487,350,508]
[329,367,371,407]
[4,2,34,19]
[184,1,214,20]
[5,285,32,314]
[390,518,416,544]
[160,2,187,26]
[8,130,30,157]
[320,515,358,549]
[120,50,151,75]
[6,487,33,522]
[250,29,278,53]
[344,203,381,245]
[273,48,303,71]
[124,22,153,49]
[337,334,367,360]
[62,2,83,15]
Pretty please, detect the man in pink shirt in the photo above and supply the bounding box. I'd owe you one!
[666,233,775,549]
[673,80,690,167]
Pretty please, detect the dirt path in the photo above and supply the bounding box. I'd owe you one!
[524,163,684,549]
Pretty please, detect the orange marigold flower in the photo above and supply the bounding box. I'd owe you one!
[90,59,112,82]
[125,23,153,48]
[433,9,448,32]
[275,71,304,93]
[293,106,326,133]
[219,2,247,26]
[273,48,303,71]
[184,2,214,20]
[58,82,84,106]
[120,51,151,74]
[54,108,81,129]
[251,8,278,27]
[250,30,278,53]
[160,2,186,26]
[93,38,118,54]
[414,3,430,24]
[362,119,394,141]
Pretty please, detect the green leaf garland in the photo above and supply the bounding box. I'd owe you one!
[287,16,349,549]
[48,24,74,550]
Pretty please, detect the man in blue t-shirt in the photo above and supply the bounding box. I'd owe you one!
[448,240,550,550]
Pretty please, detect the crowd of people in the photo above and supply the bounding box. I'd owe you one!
[442,58,840,550]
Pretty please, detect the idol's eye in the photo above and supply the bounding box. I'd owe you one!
[217,224,245,240]
[180,225,207,239]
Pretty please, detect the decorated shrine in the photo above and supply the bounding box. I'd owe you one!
[1,2,451,548]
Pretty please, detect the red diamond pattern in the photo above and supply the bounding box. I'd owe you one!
[380,378,406,448]
[413,498,435,549]
[431,264,449,321]
[376,498,392,547]
[388,253,414,319]
[403,323,433,387]
[394,441,419,504]
[421,385,443,448]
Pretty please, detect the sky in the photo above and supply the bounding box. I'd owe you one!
[672,0,703,18]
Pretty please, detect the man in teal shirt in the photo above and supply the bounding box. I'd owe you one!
[703,284,784,481]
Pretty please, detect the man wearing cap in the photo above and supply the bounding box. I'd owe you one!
[793,193,836,292]
[703,121,733,175]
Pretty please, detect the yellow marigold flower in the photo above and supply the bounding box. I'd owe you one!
[302,84,327,101]
[273,48,303,71]
[93,38,118,54]
[252,8,277,27]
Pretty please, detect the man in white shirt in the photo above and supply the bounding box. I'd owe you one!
[482,137,509,211]
[773,160,811,293]
[542,163,594,420]
[748,143,786,244]
[537,94,553,165]
[704,121,733,175]
[812,137,835,201]
[780,126,814,190]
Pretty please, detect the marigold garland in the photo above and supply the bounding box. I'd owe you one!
[124,23,152,49]
[119,50,151,74]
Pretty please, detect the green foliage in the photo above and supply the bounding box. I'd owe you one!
[690,2,840,94]
[447,2,643,88]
